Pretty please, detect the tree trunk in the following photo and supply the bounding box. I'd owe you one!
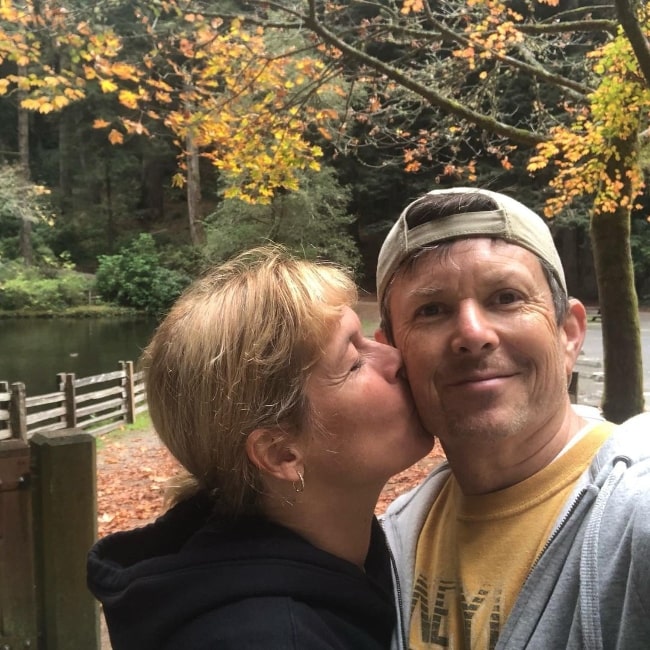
[59,107,74,216]
[186,131,204,246]
[590,134,644,421]
[17,63,34,266]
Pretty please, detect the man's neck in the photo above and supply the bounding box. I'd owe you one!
[442,408,587,495]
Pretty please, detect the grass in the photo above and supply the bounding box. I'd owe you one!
[94,412,152,449]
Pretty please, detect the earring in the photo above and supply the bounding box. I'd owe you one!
[293,470,305,493]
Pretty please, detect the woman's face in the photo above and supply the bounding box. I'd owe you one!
[301,306,432,492]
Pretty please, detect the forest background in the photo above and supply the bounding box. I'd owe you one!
[2,0,650,421]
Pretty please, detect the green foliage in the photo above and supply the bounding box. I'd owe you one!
[0,264,94,311]
[95,233,190,315]
[0,164,57,263]
[204,168,361,273]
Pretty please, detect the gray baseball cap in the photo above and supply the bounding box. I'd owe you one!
[376,187,567,303]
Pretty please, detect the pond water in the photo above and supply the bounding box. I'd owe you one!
[0,317,158,397]
[1,300,382,399]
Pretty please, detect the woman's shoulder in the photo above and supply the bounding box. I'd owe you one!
[161,595,385,650]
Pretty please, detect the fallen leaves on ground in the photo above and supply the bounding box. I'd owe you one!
[96,429,446,537]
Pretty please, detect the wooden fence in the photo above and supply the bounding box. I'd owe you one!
[0,359,146,649]
[0,360,147,441]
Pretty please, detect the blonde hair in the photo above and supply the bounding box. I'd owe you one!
[142,246,357,516]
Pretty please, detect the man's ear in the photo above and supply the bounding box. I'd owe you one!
[375,328,388,344]
[246,428,303,482]
[563,299,587,374]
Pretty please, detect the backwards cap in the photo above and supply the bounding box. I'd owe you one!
[376,187,566,303]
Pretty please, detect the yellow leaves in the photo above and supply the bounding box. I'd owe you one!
[93,118,111,129]
[99,78,118,93]
[20,97,45,111]
[171,173,186,188]
[118,89,142,110]
[52,94,69,109]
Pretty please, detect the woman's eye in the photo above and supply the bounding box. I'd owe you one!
[350,358,363,372]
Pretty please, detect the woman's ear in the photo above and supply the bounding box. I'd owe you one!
[246,428,304,482]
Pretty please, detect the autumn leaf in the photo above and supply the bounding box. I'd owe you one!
[99,78,118,93]
[108,128,124,144]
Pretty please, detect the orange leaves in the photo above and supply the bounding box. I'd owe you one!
[108,129,124,145]
[527,23,650,219]
[96,432,181,538]
[96,426,443,534]
[401,0,424,14]
[1,0,332,203]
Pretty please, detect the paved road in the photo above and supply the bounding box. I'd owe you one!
[575,308,650,408]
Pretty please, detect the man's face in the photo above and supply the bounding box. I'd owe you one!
[382,238,585,447]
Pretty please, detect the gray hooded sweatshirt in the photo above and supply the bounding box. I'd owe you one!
[382,410,650,650]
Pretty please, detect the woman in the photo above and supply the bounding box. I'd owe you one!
[87,246,432,649]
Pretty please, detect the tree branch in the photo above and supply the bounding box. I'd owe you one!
[615,0,650,85]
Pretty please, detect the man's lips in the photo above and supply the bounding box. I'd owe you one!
[446,371,516,387]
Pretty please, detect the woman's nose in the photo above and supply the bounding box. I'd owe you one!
[376,341,404,382]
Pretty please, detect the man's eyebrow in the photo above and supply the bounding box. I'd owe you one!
[407,286,443,299]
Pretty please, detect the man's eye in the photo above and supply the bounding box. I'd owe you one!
[416,303,441,317]
[496,291,519,305]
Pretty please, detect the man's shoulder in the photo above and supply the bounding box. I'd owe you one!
[604,411,650,459]
[383,462,451,523]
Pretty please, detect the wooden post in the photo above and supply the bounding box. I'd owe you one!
[569,371,579,404]
[0,380,10,440]
[9,382,27,441]
[0,438,38,648]
[62,373,77,428]
[121,360,136,425]
[30,429,100,650]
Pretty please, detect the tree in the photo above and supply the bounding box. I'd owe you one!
[0,163,53,265]
[240,0,649,422]
[203,166,361,271]
[0,0,335,245]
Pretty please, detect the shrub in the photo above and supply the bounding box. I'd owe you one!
[95,233,190,315]
[0,266,95,311]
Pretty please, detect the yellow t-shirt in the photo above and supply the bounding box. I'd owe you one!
[409,423,614,650]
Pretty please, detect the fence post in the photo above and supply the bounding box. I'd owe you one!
[30,429,100,650]
[9,381,27,440]
[0,380,10,439]
[0,436,38,648]
[60,372,77,428]
[121,360,136,425]
[569,371,579,404]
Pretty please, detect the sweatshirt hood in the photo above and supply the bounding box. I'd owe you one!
[88,492,393,649]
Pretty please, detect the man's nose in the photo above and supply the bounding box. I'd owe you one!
[451,301,499,355]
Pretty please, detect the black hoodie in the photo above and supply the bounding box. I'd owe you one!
[87,492,396,649]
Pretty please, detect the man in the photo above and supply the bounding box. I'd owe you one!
[378,187,650,650]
